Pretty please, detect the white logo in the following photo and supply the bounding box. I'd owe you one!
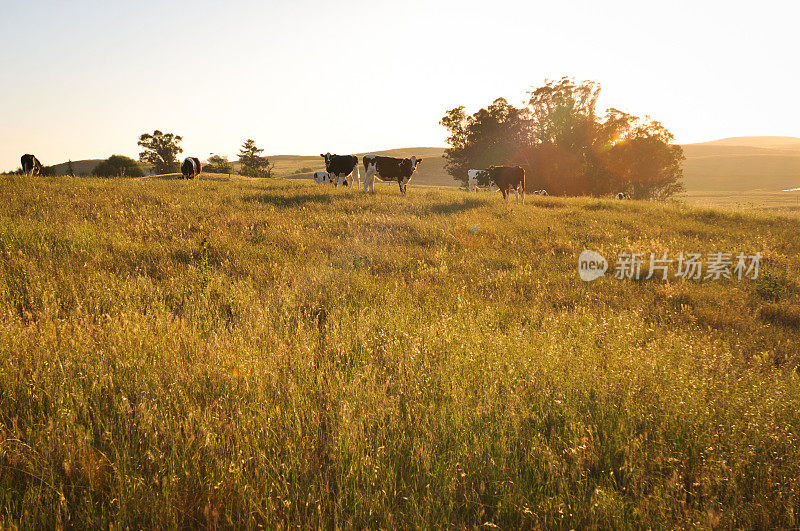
[578,250,608,281]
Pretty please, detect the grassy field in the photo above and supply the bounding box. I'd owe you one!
[1,175,799,528]
[681,190,800,218]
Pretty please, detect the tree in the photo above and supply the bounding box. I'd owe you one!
[440,98,530,187]
[238,139,273,178]
[440,77,684,199]
[205,155,233,174]
[67,159,75,177]
[138,130,183,174]
[92,155,145,178]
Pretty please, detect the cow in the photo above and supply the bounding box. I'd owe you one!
[313,171,333,184]
[20,154,42,176]
[533,189,548,196]
[362,154,422,196]
[181,157,202,179]
[616,192,630,200]
[320,153,359,188]
[485,166,525,204]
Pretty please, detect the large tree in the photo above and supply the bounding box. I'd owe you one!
[138,130,183,175]
[441,77,685,199]
[238,139,273,178]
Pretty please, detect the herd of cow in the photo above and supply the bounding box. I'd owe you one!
[315,153,530,203]
[18,152,632,201]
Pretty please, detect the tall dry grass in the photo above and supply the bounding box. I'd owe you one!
[1,175,799,527]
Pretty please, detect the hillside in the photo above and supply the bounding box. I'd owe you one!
[680,136,800,191]
[47,158,105,176]
[691,136,800,150]
[1,176,799,527]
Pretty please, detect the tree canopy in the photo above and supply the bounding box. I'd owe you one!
[138,130,183,175]
[440,77,684,199]
[238,139,273,178]
[92,155,145,178]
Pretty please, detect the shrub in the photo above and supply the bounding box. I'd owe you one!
[92,155,145,178]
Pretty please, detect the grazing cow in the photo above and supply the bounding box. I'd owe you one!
[485,166,525,204]
[533,189,548,196]
[320,153,359,188]
[181,157,202,179]
[616,192,630,200]
[20,154,42,176]
[362,154,422,196]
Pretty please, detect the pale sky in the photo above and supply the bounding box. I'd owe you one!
[1,0,798,170]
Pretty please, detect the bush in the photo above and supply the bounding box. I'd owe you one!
[205,155,233,174]
[92,155,145,178]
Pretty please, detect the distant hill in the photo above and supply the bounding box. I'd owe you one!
[690,136,800,151]
[680,136,800,191]
[48,159,104,176]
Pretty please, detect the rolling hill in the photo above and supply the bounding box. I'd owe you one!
[680,136,800,191]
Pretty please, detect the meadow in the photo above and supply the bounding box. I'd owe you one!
[1,174,799,528]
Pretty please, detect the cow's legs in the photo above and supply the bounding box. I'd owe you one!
[520,187,525,205]
[364,168,376,193]
[351,167,360,188]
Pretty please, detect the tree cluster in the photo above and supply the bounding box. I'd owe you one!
[441,77,685,199]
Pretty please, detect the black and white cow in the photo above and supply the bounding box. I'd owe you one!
[313,170,333,184]
[20,154,42,176]
[615,192,630,200]
[362,155,422,196]
[181,157,202,179]
[320,153,359,188]
[486,166,525,204]
[533,189,548,196]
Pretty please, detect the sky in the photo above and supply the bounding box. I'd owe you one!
[0,0,798,170]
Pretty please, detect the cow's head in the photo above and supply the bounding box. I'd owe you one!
[320,153,332,169]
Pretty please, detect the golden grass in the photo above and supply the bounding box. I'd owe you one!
[1,175,799,527]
